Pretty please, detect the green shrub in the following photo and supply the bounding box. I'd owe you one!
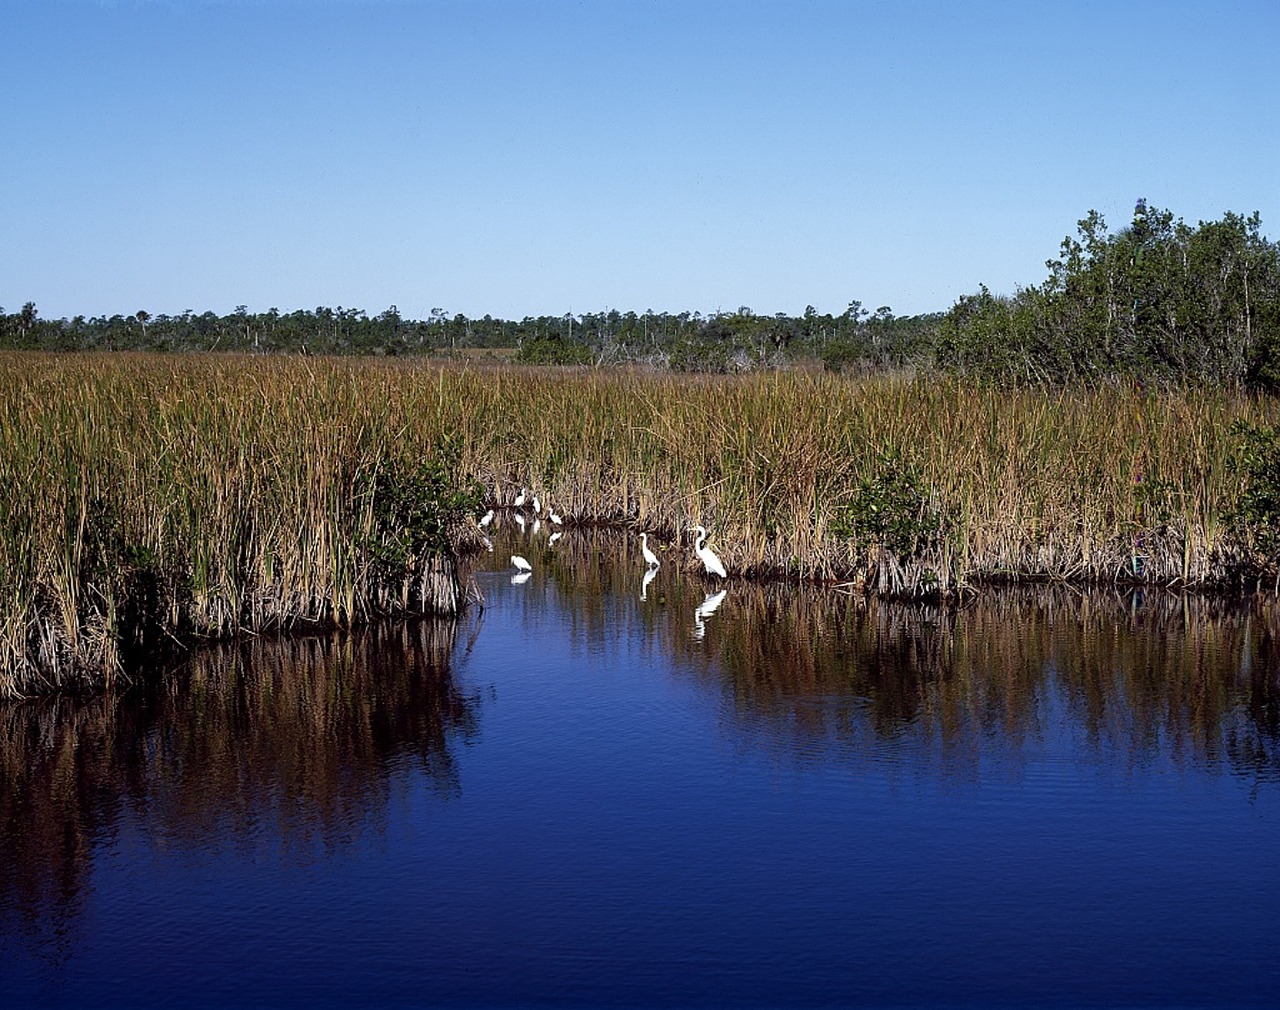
[831,450,948,557]
[515,337,593,365]
[820,338,864,373]
[360,433,483,585]
[1227,420,1280,560]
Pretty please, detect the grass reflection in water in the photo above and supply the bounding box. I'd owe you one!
[479,527,1280,791]
[693,582,1280,789]
[3,527,1278,995]
[0,619,477,949]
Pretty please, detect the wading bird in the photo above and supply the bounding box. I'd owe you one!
[479,509,495,527]
[691,525,727,579]
[640,532,660,569]
[513,488,528,508]
[511,555,532,573]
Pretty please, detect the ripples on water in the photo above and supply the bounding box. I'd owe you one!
[2,527,1278,1008]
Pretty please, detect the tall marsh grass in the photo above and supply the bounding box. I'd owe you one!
[2,351,1278,694]
[0,353,474,695]
[461,365,1280,588]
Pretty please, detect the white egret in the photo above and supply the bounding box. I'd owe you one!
[511,554,532,573]
[513,488,528,508]
[640,532,660,569]
[479,509,495,527]
[532,494,541,515]
[692,524,728,579]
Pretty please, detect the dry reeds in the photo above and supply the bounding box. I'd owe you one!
[0,353,472,695]
[2,352,1277,694]
[457,367,1277,590]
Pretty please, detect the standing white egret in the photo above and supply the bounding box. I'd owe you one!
[511,554,531,573]
[479,509,495,527]
[513,488,528,508]
[640,532,660,569]
[532,494,541,515]
[692,524,727,579]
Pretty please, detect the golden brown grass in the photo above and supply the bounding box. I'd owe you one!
[2,351,1277,694]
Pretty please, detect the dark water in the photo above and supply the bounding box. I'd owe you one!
[2,528,1278,1009]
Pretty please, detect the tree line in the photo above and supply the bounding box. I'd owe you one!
[4,201,1278,386]
[0,298,939,371]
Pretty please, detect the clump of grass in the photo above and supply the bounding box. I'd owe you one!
[0,353,480,696]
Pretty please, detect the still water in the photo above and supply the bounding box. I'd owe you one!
[2,529,1278,1009]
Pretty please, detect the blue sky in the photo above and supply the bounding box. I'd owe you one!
[3,0,1278,321]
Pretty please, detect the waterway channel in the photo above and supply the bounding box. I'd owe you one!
[2,527,1277,1008]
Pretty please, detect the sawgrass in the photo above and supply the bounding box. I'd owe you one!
[2,351,1276,693]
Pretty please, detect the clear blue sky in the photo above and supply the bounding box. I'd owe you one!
[3,0,1278,322]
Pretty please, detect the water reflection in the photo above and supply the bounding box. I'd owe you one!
[470,529,1280,790]
[689,582,1280,789]
[4,528,1279,1007]
[692,589,728,640]
[0,620,477,950]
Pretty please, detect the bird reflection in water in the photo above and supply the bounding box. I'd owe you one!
[692,589,727,640]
